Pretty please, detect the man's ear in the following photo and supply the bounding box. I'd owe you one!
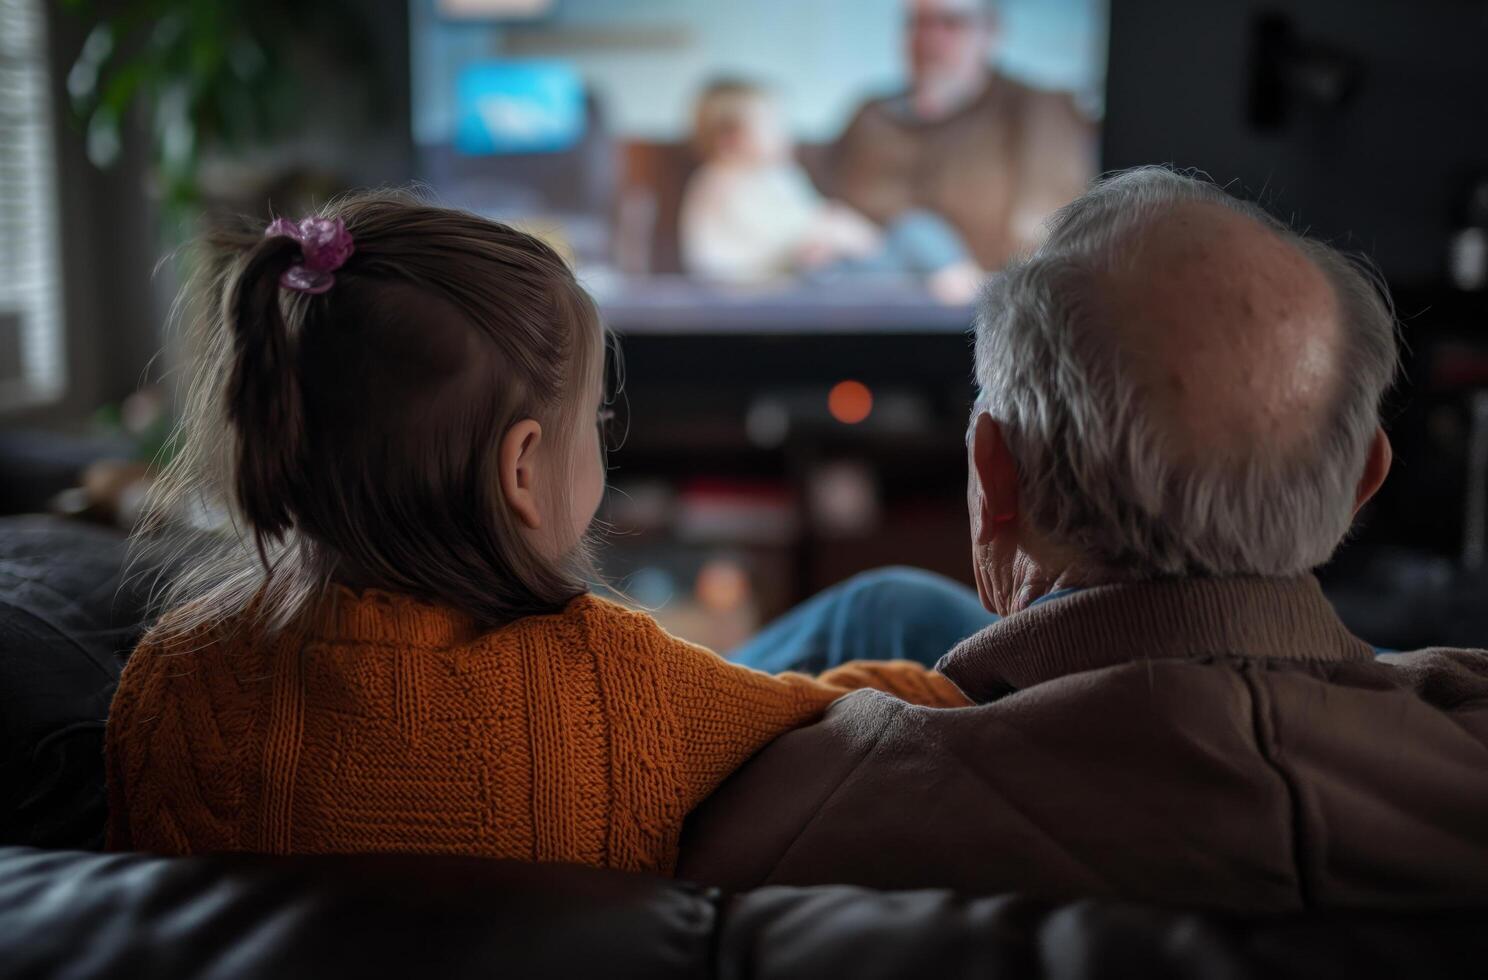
[971,412,1020,545]
[499,419,545,531]
[1353,426,1392,515]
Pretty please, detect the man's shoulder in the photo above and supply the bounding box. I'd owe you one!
[676,689,909,889]
[1376,645,1488,711]
[841,90,914,131]
[698,687,912,805]
[974,72,1090,128]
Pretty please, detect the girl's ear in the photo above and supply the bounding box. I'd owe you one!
[499,419,545,530]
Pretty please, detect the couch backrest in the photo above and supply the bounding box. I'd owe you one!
[0,846,1484,980]
[0,516,153,850]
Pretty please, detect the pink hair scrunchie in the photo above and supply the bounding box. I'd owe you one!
[264,216,355,295]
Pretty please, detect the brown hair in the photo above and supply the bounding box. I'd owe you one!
[691,77,772,160]
[138,190,608,637]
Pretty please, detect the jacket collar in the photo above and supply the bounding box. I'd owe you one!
[936,575,1374,704]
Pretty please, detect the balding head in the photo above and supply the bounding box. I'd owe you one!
[1108,200,1343,463]
[972,167,1398,579]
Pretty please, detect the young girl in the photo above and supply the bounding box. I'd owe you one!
[679,79,983,304]
[107,193,965,874]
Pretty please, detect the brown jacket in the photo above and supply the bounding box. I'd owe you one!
[678,577,1488,911]
[828,75,1095,269]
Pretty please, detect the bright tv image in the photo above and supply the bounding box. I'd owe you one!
[411,0,1106,333]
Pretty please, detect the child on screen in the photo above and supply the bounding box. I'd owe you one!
[680,79,982,304]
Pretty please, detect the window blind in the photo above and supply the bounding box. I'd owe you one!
[0,0,65,409]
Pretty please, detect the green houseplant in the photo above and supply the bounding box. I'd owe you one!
[64,0,383,231]
[61,0,388,476]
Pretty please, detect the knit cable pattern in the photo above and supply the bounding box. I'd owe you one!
[107,591,966,872]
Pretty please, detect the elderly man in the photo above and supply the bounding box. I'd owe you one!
[680,168,1488,911]
[827,0,1095,269]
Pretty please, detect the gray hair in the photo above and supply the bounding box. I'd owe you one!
[973,166,1399,578]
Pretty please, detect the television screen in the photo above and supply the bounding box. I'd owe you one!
[410,0,1106,332]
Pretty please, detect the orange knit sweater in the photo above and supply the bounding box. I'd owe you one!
[106,590,966,873]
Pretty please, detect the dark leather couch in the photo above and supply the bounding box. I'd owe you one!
[4,845,1486,980]
[1,515,1483,979]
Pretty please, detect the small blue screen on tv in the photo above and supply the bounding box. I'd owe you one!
[455,60,585,155]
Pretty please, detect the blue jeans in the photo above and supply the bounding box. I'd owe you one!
[728,566,997,674]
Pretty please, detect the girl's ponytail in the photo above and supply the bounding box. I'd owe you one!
[222,216,355,560]
[224,233,309,551]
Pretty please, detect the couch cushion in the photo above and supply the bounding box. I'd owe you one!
[0,847,715,980]
[0,516,153,849]
[720,884,1488,979]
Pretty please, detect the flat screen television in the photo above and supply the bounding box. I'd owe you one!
[408,0,1108,334]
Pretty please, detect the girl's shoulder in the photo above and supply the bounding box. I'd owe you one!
[545,593,722,665]
[113,603,273,724]
[550,592,670,642]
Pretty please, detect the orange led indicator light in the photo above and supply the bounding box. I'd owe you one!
[828,380,873,425]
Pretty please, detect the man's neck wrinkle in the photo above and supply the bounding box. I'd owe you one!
[1009,564,1106,614]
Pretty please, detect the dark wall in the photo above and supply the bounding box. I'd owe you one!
[1103,0,1488,288]
[25,0,415,429]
